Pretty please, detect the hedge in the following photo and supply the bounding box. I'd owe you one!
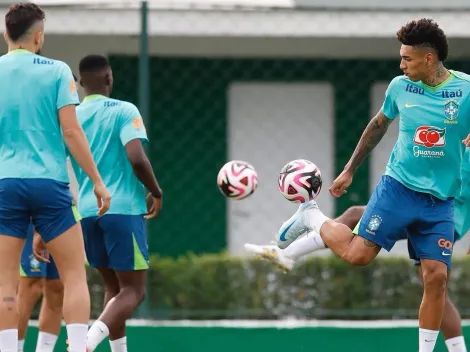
[82,253,470,320]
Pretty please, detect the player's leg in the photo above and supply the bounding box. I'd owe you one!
[408,195,455,352]
[245,205,366,272]
[31,180,89,352]
[17,278,44,352]
[281,175,413,265]
[36,258,63,352]
[18,224,47,351]
[0,179,32,352]
[86,215,148,352]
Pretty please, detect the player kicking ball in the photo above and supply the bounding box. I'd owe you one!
[69,55,163,352]
[247,18,470,352]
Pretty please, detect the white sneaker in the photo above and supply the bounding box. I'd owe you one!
[276,200,320,249]
[244,243,295,273]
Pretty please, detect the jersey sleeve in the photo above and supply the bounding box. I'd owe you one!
[381,76,401,119]
[119,103,149,146]
[56,63,80,110]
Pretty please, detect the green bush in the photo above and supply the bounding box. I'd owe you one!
[28,254,470,320]
[84,253,470,320]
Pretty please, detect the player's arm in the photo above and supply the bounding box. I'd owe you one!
[121,106,163,219]
[57,64,111,215]
[343,111,394,173]
[344,78,400,174]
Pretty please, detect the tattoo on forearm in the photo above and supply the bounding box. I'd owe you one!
[347,113,393,172]
[363,238,381,253]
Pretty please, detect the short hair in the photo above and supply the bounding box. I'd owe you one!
[5,2,45,42]
[396,18,448,61]
[79,55,110,73]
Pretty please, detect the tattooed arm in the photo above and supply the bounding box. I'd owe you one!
[344,111,394,174]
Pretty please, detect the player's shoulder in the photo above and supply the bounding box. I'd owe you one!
[113,100,141,117]
[450,70,470,86]
[388,75,409,88]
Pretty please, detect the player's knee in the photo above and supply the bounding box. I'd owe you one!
[345,206,366,223]
[122,286,146,306]
[422,266,447,293]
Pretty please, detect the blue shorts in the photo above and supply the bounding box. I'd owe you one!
[20,223,59,280]
[0,178,79,243]
[354,175,455,268]
[82,214,149,271]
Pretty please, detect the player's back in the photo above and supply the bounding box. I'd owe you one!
[0,50,78,182]
[73,96,147,218]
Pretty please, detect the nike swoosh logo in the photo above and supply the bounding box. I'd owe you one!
[279,220,296,241]
[425,339,435,343]
[442,251,452,256]
[405,104,419,108]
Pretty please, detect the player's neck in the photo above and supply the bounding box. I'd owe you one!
[8,43,36,54]
[85,89,109,98]
[422,63,449,87]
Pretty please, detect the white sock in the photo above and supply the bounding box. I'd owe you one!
[35,332,58,352]
[66,324,88,352]
[305,207,330,233]
[86,320,109,351]
[18,339,24,352]
[283,231,326,260]
[0,329,18,352]
[419,328,439,352]
[110,336,128,352]
[446,336,467,352]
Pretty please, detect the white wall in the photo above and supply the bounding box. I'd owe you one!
[227,82,334,255]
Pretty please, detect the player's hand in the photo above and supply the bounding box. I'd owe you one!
[32,230,50,263]
[462,134,470,147]
[329,169,353,198]
[93,182,112,216]
[145,193,163,219]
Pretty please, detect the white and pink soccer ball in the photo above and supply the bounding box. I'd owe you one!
[217,160,258,200]
[278,159,322,203]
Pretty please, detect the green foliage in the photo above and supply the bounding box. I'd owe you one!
[83,253,470,320]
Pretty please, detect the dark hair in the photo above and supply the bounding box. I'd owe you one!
[396,18,448,61]
[5,2,45,42]
[79,55,110,73]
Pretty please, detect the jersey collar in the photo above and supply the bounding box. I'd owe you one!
[420,71,455,91]
[7,49,33,55]
[83,94,107,102]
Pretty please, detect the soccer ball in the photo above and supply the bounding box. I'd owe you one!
[278,159,322,203]
[217,160,258,200]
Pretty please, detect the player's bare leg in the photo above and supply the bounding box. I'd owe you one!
[0,236,25,352]
[17,277,44,351]
[419,259,448,350]
[36,279,64,352]
[416,266,466,351]
[87,269,145,351]
[44,223,89,352]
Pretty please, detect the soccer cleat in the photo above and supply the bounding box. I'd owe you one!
[244,243,295,273]
[276,200,319,249]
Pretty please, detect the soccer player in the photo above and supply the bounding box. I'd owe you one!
[246,199,468,351]
[0,4,111,352]
[17,75,80,352]
[253,18,470,352]
[70,55,163,352]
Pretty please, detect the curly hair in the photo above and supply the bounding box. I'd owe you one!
[396,18,448,61]
[5,2,45,42]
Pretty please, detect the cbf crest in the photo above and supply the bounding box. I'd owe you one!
[444,100,459,124]
[366,215,382,235]
[29,255,41,272]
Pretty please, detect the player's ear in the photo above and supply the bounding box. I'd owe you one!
[79,78,84,88]
[3,31,8,45]
[105,73,111,86]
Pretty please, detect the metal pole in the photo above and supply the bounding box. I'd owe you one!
[138,0,150,318]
